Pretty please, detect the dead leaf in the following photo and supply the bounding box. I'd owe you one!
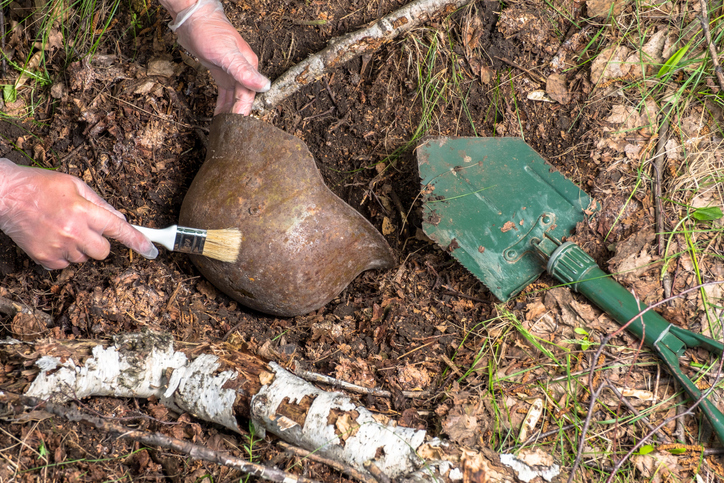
[335,357,377,388]
[479,65,494,85]
[619,387,654,400]
[15,51,43,90]
[590,45,632,84]
[632,451,679,483]
[382,216,395,235]
[397,363,432,390]
[147,58,176,77]
[442,400,484,446]
[587,0,629,17]
[197,280,217,300]
[525,300,547,321]
[518,398,544,441]
[517,447,555,468]
[527,90,554,102]
[608,229,658,281]
[546,74,570,104]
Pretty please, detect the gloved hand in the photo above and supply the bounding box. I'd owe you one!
[0,158,158,270]
[162,0,271,115]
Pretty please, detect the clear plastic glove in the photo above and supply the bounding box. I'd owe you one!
[0,158,158,270]
[164,0,270,115]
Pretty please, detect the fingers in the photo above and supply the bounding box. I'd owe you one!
[87,204,159,260]
[72,177,128,221]
[215,88,235,115]
[75,180,158,260]
[216,85,256,116]
[225,57,271,94]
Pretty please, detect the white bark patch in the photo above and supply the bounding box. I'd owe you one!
[500,453,560,482]
[252,362,427,479]
[161,354,241,433]
[26,340,187,401]
[25,334,242,434]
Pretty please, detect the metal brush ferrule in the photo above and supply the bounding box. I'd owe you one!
[173,227,207,255]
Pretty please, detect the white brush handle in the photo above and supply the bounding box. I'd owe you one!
[132,225,179,251]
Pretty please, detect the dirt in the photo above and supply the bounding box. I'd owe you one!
[1,0,723,481]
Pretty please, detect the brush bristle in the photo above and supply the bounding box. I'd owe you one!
[202,228,242,263]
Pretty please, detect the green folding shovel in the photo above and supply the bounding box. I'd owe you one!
[417,136,724,444]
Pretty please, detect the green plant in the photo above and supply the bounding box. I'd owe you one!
[240,421,262,483]
[574,327,592,351]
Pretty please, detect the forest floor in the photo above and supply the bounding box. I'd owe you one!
[1,0,724,481]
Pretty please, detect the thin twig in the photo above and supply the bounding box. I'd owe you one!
[278,442,377,483]
[603,377,673,444]
[653,104,675,301]
[0,7,6,77]
[675,387,687,442]
[698,0,724,92]
[1,392,320,483]
[653,105,671,257]
[293,362,430,399]
[516,423,577,449]
[494,56,546,84]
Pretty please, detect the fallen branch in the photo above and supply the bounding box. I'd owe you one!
[0,392,318,483]
[698,0,724,92]
[0,331,556,482]
[252,0,470,113]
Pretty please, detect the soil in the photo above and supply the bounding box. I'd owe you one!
[1,0,723,481]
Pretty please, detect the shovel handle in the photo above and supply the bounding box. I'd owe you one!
[548,242,724,444]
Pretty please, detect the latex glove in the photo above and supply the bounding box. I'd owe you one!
[0,159,158,270]
[164,0,270,115]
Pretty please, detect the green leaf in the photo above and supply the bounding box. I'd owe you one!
[38,441,49,459]
[581,341,591,351]
[692,206,723,221]
[668,447,687,455]
[574,327,589,335]
[658,44,690,78]
[2,84,16,103]
[638,444,655,455]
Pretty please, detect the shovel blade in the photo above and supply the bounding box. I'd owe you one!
[417,137,593,301]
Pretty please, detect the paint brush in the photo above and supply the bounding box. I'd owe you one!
[132,225,241,263]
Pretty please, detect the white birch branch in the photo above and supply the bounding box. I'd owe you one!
[252,0,471,114]
[2,332,559,482]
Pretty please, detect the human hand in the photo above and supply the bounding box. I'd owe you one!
[0,159,158,270]
[162,0,270,115]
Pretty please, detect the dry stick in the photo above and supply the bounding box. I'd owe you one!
[0,294,53,328]
[653,105,674,300]
[675,382,687,442]
[0,7,6,77]
[293,363,430,399]
[1,392,320,483]
[278,442,377,483]
[603,377,673,444]
[698,0,724,92]
[494,56,547,84]
[252,0,471,113]
[567,281,724,483]
[516,424,577,449]
[653,106,671,258]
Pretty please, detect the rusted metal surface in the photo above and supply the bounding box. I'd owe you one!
[180,114,394,316]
